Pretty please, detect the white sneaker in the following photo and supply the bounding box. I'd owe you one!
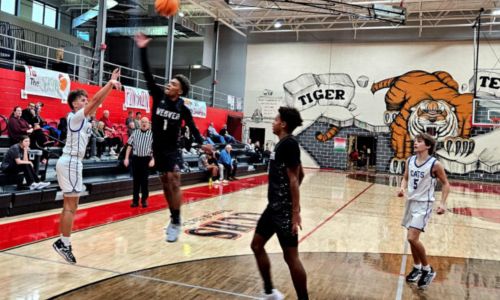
[222,179,229,185]
[165,222,181,242]
[36,182,51,189]
[261,289,284,300]
[29,182,40,190]
[109,149,116,155]
[213,180,220,185]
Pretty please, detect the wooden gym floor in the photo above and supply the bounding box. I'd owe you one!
[0,170,498,299]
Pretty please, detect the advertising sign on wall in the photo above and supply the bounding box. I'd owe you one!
[24,65,71,101]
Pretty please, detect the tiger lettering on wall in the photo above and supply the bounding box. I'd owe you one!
[371,70,474,174]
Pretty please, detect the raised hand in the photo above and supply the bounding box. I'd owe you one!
[134,32,152,48]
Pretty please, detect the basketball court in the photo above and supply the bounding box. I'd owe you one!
[1,170,498,299]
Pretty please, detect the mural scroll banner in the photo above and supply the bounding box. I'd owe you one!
[124,86,150,113]
[184,98,207,118]
[474,70,500,98]
[333,137,347,152]
[24,65,71,101]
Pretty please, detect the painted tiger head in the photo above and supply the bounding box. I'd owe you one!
[408,100,458,141]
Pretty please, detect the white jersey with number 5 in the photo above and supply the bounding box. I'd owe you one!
[407,155,437,202]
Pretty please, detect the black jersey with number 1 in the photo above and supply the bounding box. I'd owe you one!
[140,48,203,155]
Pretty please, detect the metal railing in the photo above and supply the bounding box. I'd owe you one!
[0,32,242,111]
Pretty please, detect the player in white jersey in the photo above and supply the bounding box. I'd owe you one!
[397,133,450,289]
[53,69,121,264]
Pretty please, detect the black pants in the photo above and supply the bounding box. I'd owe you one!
[222,162,236,179]
[132,155,151,204]
[6,164,40,186]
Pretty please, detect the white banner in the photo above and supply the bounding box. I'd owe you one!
[227,95,235,110]
[124,86,150,113]
[473,71,500,98]
[184,98,207,118]
[24,65,71,100]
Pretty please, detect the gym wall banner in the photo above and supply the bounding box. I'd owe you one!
[124,85,150,113]
[184,98,207,118]
[24,65,71,101]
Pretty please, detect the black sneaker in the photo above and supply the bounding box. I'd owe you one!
[52,239,76,264]
[130,202,139,208]
[418,267,436,289]
[141,201,148,208]
[405,267,422,283]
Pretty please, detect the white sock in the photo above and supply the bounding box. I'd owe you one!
[422,265,431,271]
[414,264,422,269]
[61,235,71,246]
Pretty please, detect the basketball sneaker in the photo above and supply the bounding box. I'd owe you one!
[165,222,181,242]
[418,267,436,289]
[36,182,51,189]
[52,239,76,264]
[405,267,422,283]
[261,289,284,300]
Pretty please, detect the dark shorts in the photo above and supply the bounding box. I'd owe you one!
[154,150,182,173]
[255,207,298,248]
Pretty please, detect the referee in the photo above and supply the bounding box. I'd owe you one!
[124,117,154,208]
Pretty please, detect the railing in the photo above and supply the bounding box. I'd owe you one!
[0,32,242,111]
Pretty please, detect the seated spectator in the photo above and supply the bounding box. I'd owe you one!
[90,120,105,158]
[99,110,123,153]
[198,144,219,184]
[208,122,225,144]
[180,126,194,152]
[0,135,50,190]
[245,139,261,164]
[125,111,134,126]
[58,117,68,142]
[219,144,237,181]
[22,103,38,126]
[95,121,121,156]
[219,124,236,144]
[31,123,54,162]
[8,106,33,145]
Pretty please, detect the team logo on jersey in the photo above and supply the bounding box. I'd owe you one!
[185,211,260,240]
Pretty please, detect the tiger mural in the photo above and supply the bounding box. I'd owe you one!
[371,70,474,173]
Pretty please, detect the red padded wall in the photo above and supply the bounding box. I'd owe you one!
[0,69,242,137]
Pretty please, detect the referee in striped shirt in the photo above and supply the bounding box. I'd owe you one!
[124,117,154,208]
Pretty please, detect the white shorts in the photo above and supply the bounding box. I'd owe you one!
[401,200,434,232]
[56,155,84,196]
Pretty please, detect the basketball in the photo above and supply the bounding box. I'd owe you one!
[155,0,180,17]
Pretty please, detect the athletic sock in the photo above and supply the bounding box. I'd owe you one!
[414,264,422,269]
[61,235,71,247]
[170,209,180,224]
[422,265,431,271]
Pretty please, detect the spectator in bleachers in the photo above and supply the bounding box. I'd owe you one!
[21,103,38,126]
[219,144,237,181]
[30,123,53,163]
[124,117,154,208]
[8,106,33,145]
[180,125,194,153]
[58,117,68,142]
[99,110,123,154]
[52,48,70,74]
[245,138,261,164]
[91,120,106,158]
[127,121,136,137]
[95,121,121,157]
[219,124,236,144]
[134,112,142,129]
[125,111,134,126]
[208,122,225,143]
[198,144,219,184]
[0,135,50,190]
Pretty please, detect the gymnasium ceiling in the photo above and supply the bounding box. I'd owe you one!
[62,0,500,42]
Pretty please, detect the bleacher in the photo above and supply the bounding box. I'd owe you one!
[0,135,267,217]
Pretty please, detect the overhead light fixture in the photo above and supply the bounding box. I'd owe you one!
[493,9,500,16]
[273,21,283,28]
[191,64,202,69]
[178,11,185,17]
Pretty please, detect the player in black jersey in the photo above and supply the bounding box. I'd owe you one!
[135,33,204,242]
[251,107,308,300]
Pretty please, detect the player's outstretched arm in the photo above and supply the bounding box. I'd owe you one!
[433,161,450,214]
[85,69,121,117]
[135,32,163,100]
[397,157,410,197]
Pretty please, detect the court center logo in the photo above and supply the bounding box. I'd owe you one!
[185,211,260,240]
